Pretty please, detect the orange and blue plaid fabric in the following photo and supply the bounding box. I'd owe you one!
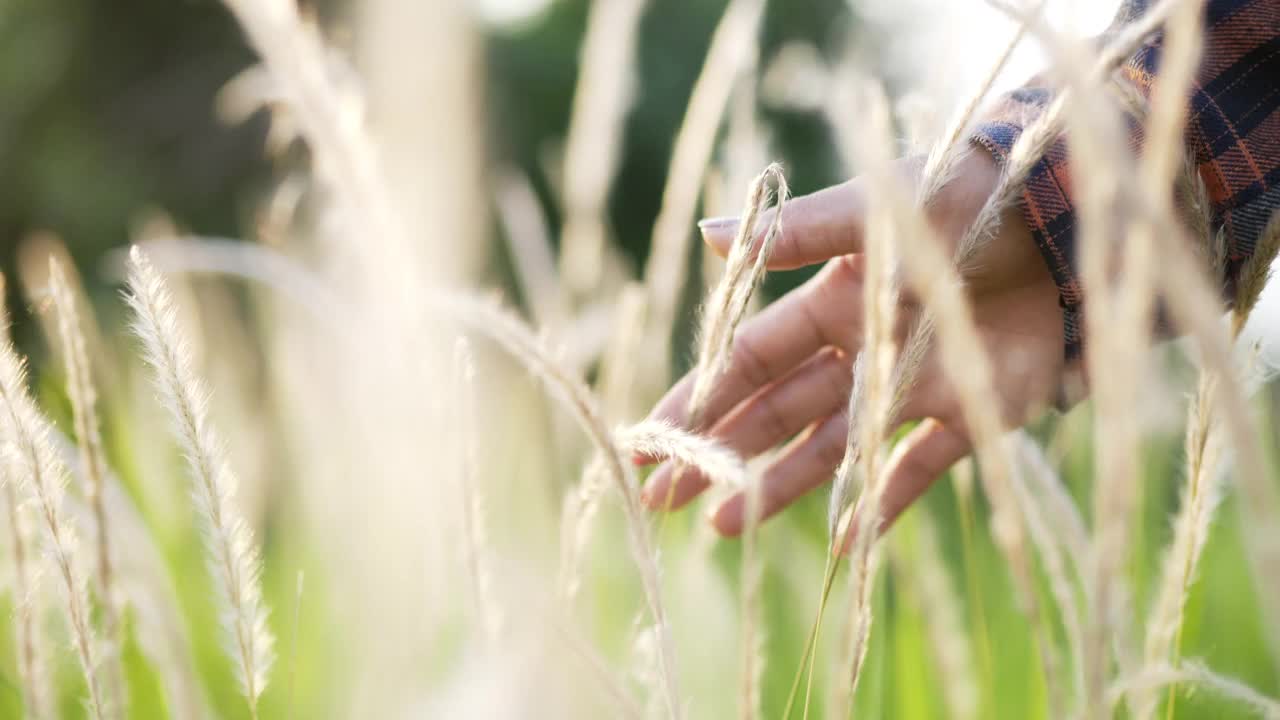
[973,0,1280,358]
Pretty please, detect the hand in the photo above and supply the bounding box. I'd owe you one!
[637,150,1070,537]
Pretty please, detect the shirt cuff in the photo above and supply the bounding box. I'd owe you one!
[972,97,1085,360]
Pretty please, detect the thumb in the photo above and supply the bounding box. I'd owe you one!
[699,177,867,270]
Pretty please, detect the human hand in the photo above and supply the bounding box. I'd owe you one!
[637,149,1070,536]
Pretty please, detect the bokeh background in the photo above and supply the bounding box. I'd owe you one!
[0,1,1276,719]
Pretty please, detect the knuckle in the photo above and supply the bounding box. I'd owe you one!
[731,336,773,390]
[816,426,849,469]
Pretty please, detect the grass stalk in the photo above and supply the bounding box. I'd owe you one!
[0,333,105,719]
[682,163,787,720]
[48,257,127,716]
[642,0,767,380]
[434,293,683,719]
[0,276,52,720]
[1153,214,1280,719]
[559,0,651,298]
[1111,661,1280,717]
[454,339,503,643]
[125,247,274,718]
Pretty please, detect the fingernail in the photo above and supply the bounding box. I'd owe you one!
[697,216,738,230]
[709,498,740,536]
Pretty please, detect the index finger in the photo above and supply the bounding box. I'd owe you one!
[636,254,864,463]
[699,178,868,271]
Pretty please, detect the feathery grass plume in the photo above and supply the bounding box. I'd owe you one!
[600,284,649,420]
[987,2,1205,710]
[1012,432,1086,708]
[0,332,104,719]
[790,20,1039,715]
[632,622,668,720]
[558,456,608,604]
[1233,212,1280,338]
[1143,198,1231,720]
[868,141,1059,714]
[1111,0,1203,414]
[1176,151,1216,254]
[1049,32,1280,712]
[111,238,673,708]
[1150,203,1280,671]
[823,80,902,716]
[1042,16,1148,714]
[1147,211,1280,718]
[46,418,212,719]
[820,65,1058,714]
[826,357,866,542]
[19,235,125,414]
[0,274,53,720]
[47,257,126,715]
[824,0,1043,467]
[1060,116,1280,697]
[1139,374,1226,719]
[1110,661,1280,718]
[615,421,745,491]
[823,73,899,545]
[124,247,274,717]
[963,0,1186,267]
[495,169,565,328]
[1014,431,1089,573]
[644,160,787,720]
[3,463,51,720]
[87,454,212,720]
[215,0,398,248]
[432,293,682,719]
[627,164,785,719]
[885,96,1148,639]
[559,0,650,298]
[1058,34,1148,720]
[454,338,503,643]
[874,4,1093,531]
[687,163,789,422]
[817,68,902,549]
[682,161,785,720]
[718,72,772,223]
[642,0,766,382]
[915,0,1047,206]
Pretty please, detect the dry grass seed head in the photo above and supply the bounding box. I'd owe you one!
[0,333,105,719]
[689,162,789,424]
[125,247,275,715]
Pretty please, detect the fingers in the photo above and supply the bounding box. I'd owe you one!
[710,417,972,541]
[879,419,972,527]
[699,178,868,271]
[710,412,848,536]
[640,347,853,511]
[838,419,972,551]
[641,257,863,443]
[713,346,852,457]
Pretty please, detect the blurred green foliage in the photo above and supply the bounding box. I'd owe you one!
[0,0,851,305]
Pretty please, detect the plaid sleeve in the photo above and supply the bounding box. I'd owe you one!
[972,0,1280,359]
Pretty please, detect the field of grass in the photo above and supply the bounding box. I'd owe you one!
[0,0,1277,718]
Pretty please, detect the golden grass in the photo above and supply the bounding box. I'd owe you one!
[5,1,1280,718]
